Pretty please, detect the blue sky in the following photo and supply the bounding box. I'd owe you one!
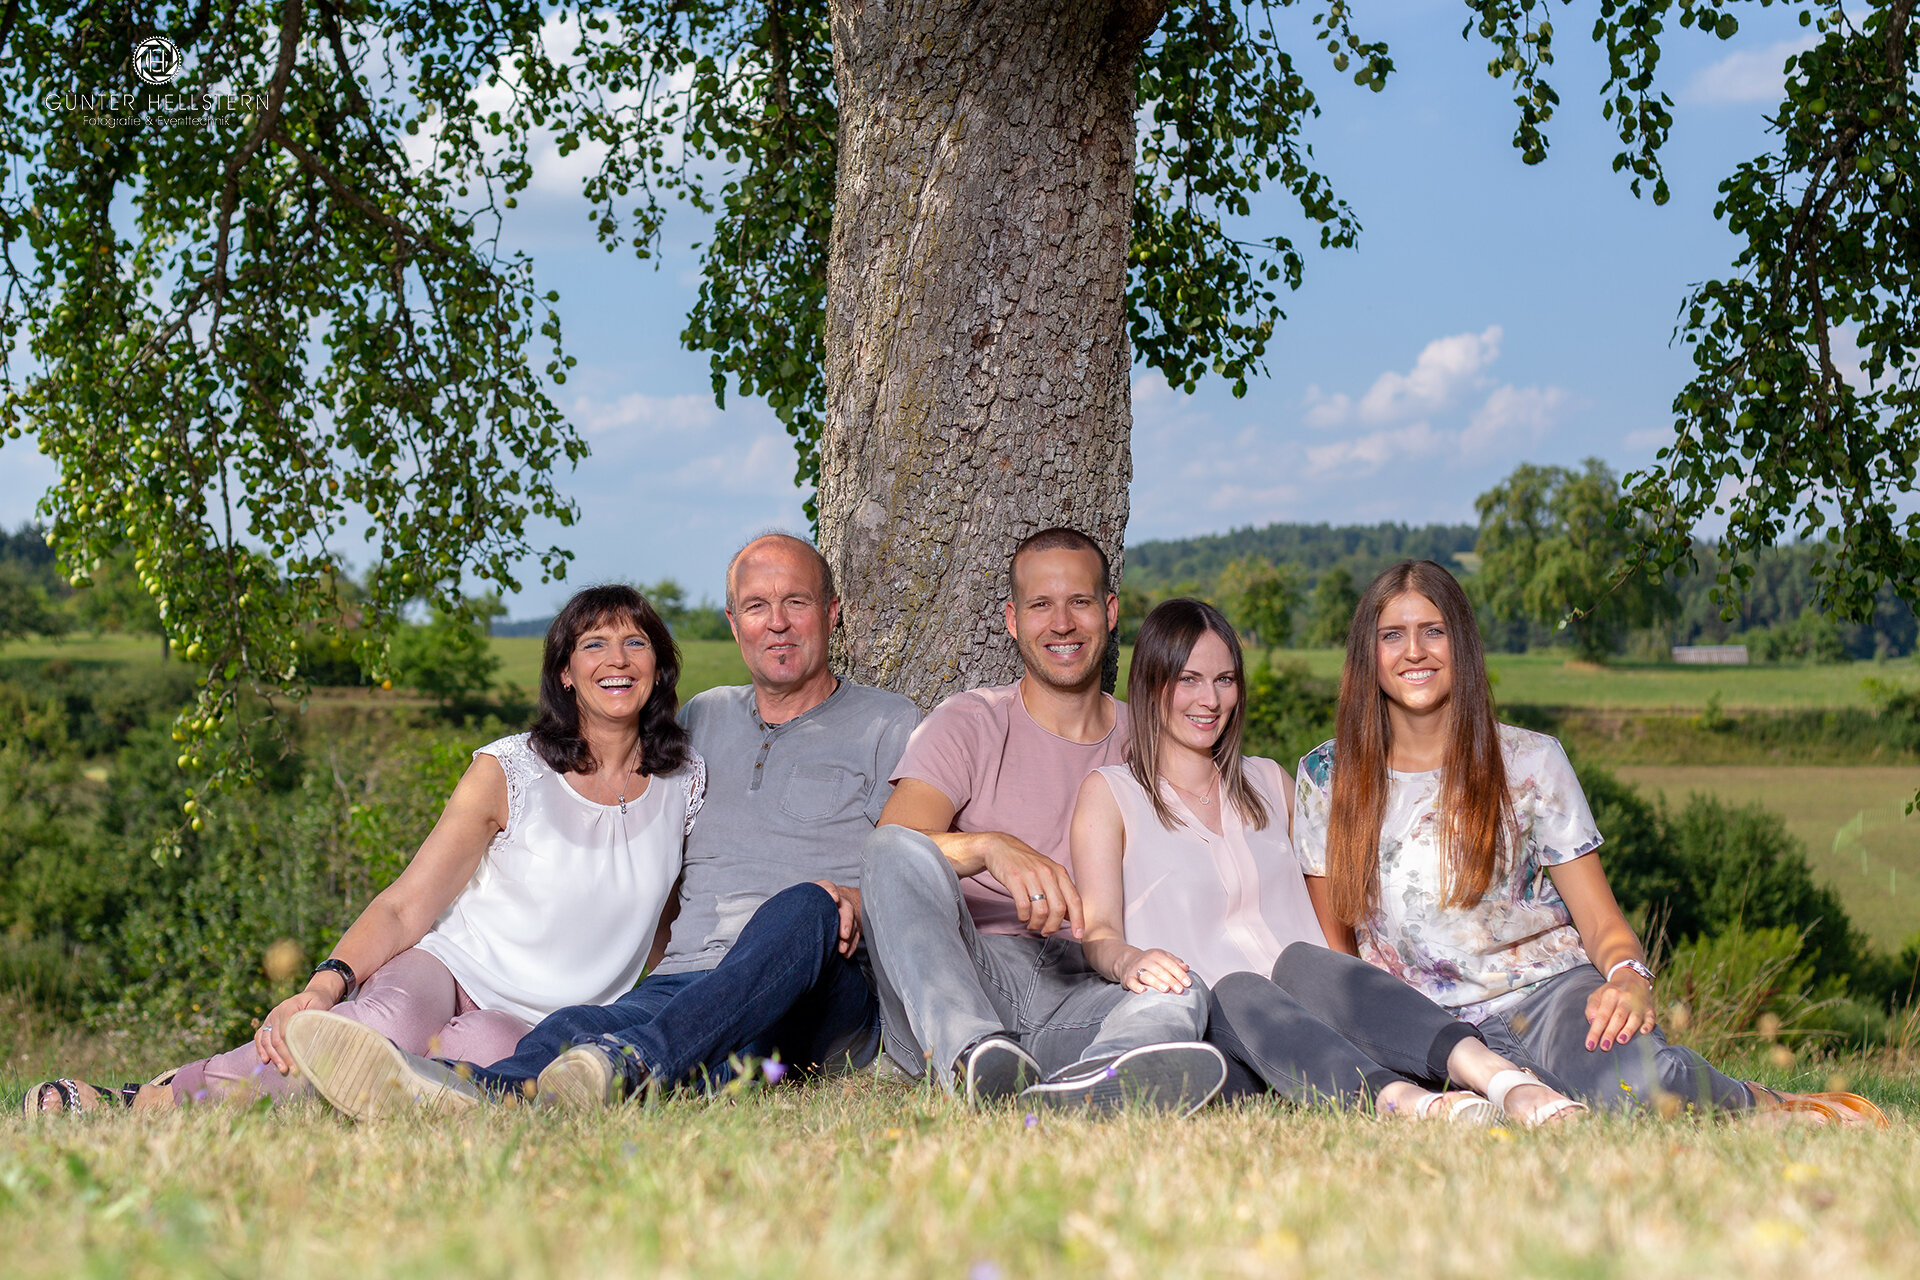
[0,4,1821,616]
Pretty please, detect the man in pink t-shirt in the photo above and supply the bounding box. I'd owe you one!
[859,528,1224,1114]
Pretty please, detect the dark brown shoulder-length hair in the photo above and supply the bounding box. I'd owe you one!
[1126,598,1270,832]
[528,585,690,778]
[1324,560,1514,925]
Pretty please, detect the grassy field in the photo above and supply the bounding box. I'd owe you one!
[6,640,1920,1276]
[1615,766,1920,952]
[7,632,1911,711]
[5,1061,1920,1280]
[1269,648,1913,712]
[491,636,750,695]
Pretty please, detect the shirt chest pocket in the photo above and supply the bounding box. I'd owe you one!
[779,761,862,822]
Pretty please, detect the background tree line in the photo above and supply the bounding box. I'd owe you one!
[1117,461,1920,663]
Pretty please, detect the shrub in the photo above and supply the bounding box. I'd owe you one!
[1240,657,1337,770]
[1576,761,1862,988]
[1654,925,1821,1061]
[390,604,502,707]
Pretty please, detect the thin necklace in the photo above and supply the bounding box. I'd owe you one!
[592,740,643,813]
[1165,767,1220,807]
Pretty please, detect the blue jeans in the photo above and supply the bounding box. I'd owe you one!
[466,882,880,1093]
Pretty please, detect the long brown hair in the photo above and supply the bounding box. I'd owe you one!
[1324,561,1514,924]
[1126,598,1270,831]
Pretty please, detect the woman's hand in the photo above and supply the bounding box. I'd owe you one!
[254,988,337,1073]
[1584,974,1656,1052]
[1121,947,1193,995]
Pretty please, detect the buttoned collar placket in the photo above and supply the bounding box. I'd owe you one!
[747,678,841,792]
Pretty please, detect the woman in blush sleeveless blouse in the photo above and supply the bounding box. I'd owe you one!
[1289,560,1886,1126]
[1071,598,1585,1124]
[25,585,704,1116]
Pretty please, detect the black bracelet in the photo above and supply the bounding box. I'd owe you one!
[312,957,357,997]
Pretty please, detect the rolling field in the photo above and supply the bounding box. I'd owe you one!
[1273,648,1911,712]
[1614,766,1920,952]
[6,633,1908,712]
[491,635,750,695]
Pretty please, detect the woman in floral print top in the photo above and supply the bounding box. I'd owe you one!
[1287,560,1885,1126]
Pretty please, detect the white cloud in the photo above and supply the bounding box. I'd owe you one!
[1624,427,1674,452]
[568,391,719,436]
[1305,422,1446,476]
[1461,384,1566,451]
[1684,36,1818,105]
[669,432,802,495]
[1205,482,1300,513]
[1300,385,1351,428]
[1304,326,1502,427]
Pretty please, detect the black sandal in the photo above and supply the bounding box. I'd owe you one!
[20,1079,142,1117]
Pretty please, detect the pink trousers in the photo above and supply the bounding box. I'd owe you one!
[169,947,533,1105]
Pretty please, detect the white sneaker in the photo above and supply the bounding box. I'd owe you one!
[1019,1042,1227,1118]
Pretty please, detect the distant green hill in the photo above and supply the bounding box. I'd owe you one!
[1122,521,1476,594]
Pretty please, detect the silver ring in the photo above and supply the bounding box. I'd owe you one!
[261,1025,273,1036]
[1030,893,1046,902]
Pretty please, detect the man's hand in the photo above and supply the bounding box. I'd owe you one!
[812,881,863,956]
[978,838,1082,936]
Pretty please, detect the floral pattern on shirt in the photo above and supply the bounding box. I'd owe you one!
[1292,724,1603,1022]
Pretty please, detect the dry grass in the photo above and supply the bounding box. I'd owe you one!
[1615,766,1920,951]
[7,989,1920,1280]
[4,1069,1919,1280]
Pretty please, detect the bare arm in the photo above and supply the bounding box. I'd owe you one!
[877,776,1083,934]
[1549,852,1657,1051]
[647,876,683,973]
[255,754,506,1069]
[1302,876,1359,955]
[1070,771,1190,992]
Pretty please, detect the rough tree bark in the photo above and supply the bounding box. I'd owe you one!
[818,0,1165,708]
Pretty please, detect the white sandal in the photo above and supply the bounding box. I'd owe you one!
[1485,1068,1589,1128]
[1411,1089,1500,1126]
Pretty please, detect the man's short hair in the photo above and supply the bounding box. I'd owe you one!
[1008,527,1111,600]
[725,532,837,611]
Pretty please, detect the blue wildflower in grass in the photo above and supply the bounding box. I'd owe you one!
[1024,1113,1039,1129]
[763,1060,787,1084]
[969,1262,1002,1280]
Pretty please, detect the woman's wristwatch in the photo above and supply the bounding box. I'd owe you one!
[311,957,358,998]
[1606,957,1655,987]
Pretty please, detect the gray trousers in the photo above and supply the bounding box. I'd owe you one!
[1476,964,1754,1113]
[1209,944,1483,1107]
[859,826,1210,1089]
[1270,942,1755,1114]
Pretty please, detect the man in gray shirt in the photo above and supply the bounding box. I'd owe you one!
[292,534,919,1115]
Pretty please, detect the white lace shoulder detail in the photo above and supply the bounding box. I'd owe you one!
[474,732,542,852]
[681,751,707,838]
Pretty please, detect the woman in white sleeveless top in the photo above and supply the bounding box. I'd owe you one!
[1070,598,1582,1123]
[26,585,703,1115]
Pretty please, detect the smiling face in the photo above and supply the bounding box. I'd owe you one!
[1374,590,1454,722]
[1163,627,1239,756]
[1004,546,1117,694]
[726,537,838,694]
[562,615,658,730]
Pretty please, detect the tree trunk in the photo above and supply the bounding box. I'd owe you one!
[818,0,1161,708]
